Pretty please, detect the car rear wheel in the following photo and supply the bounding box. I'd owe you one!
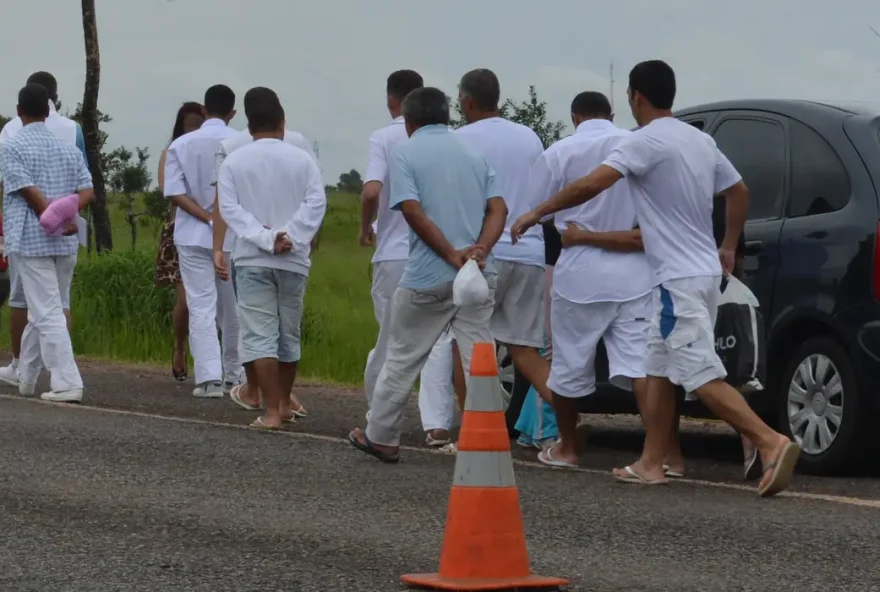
[777,337,864,475]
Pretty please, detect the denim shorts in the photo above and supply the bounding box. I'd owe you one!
[234,266,307,364]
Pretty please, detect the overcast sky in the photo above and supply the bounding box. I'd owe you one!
[3,0,880,186]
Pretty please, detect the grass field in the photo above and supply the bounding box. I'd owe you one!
[0,191,378,385]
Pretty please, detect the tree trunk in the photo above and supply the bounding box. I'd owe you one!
[81,0,113,252]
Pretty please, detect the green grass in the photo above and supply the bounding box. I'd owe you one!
[0,192,378,385]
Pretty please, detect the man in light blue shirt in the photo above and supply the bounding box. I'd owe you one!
[0,71,89,389]
[349,87,508,463]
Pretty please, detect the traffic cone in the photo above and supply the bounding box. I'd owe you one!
[401,342,568,591]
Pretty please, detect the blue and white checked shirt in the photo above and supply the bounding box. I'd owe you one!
[1,122,91,257]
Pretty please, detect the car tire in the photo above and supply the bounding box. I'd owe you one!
[776,336,865,476]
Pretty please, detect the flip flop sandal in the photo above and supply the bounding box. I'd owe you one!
[291,405,308,418]
[426,433,452,447]
[758,442,801,498]
[439,442,457,455]
[230,385,261,411]
[281,413,297,424]
[538,447,578,469]
[613,465,669,486]
[249,417,280,431]
[743,448,762,481]
[348,429,400,464]
[663,464,685,478]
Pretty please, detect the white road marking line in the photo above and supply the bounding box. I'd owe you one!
[3,393,879,509]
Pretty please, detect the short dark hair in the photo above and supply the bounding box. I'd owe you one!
[18,84,50,118]
[570,91,612,119]
[628,60,676,110]
[26,71,58,101]
[387,70,424,101]
[243,87,284,133]
[459,69,500,111]
[402,87,449,128]
[204,84,236,117]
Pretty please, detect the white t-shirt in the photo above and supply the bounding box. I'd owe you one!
[364,117,410,263]
[455,117,545,267]
[217,138,326,276]
[164,118,237,250]
[602,117,742,286]
[530,119,651,303]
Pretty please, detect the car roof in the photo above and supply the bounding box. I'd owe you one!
[674,99,880,121]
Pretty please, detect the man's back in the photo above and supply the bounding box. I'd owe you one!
[603,116,741,285]
[1,123,89,256]
[221,139,324,274]
[541,119,651,303]
[390,125,496,289]
[365,118,410,263]
[165,119,237,249]
[455,117,544,265]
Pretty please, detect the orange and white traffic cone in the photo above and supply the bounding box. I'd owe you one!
[401,342,568,591]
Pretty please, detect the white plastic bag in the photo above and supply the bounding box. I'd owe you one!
[453,259,489,307]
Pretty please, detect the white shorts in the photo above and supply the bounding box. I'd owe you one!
[547,292,651,398]
[644,275,727,394]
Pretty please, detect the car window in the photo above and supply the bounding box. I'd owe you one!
[787,120,851,217]
[683,119,705,130]
[712,118,786,221]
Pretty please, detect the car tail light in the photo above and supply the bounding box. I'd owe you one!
[875,221,880,300]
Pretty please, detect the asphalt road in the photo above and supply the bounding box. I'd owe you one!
[1,360,879,591]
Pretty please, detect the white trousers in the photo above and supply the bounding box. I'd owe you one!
[177,246,240,385]
[17,254,82,392]
[365,260,455,432]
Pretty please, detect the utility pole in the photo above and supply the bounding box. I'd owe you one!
[609,61,615,114]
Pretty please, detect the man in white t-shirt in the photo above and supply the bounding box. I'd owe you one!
[359,70,456,447]
[0,71,88,388]
[217,87,326,429]
[526,91,653,469]
[511,60,800,497]
[453,69,551,411]
[164,84,240,399]
[211,113,318,415]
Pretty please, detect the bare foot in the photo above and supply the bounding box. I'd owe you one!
[426,429,451,446]
[251,414,282,429]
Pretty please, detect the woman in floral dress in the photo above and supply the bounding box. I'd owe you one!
[154,102,204,381]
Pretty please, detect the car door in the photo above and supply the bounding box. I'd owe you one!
[706,112,789,317]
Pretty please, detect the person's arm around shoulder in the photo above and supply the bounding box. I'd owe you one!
[164,141,211,225]
[713,144,748,275]
[280,158,327,253]
[510,136,642,243]
[560,223,643,252]
[217,158,280,254]
[359,131,386,247]
[390,149,464,269]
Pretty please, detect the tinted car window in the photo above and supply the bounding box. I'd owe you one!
[787,120,851,217]
[712,118,786,221]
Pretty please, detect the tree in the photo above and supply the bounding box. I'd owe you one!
[81,0,113,252]
[0,114,10,130]
[107,147,152,249]
[449,85,567,149]
[337,169,363,194]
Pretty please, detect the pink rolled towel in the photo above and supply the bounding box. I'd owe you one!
[40,194,80,236]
